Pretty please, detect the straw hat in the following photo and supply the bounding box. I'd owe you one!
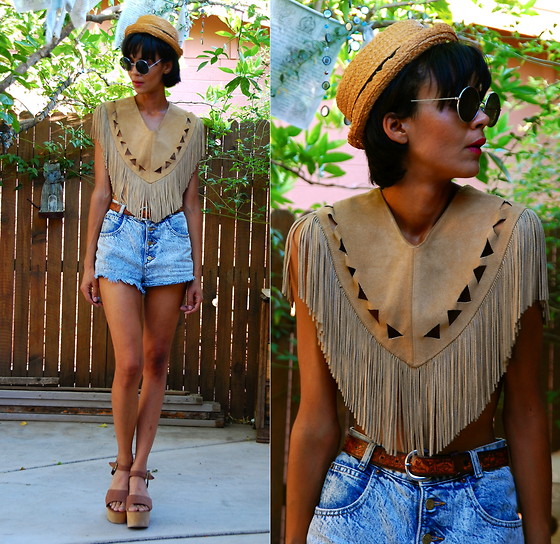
[336,20,457,149]
[125,15,183,58]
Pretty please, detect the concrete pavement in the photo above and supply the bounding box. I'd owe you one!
[0,421,269,544]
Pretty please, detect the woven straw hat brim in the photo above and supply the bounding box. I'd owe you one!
[336,20,457,149]
[125,15,183,58]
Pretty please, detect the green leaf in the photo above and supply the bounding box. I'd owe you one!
[323,164,346,177]
[487,152,512,182]
[218,67,235,74]
[306,123,321,146]
[321,152,353,163]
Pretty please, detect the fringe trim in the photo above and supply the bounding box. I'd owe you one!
[283,209,549,455]
[91,104,206,223]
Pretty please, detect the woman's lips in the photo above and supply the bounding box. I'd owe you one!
[466,138,486,155]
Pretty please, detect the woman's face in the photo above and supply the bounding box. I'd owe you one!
[400,80,490,183]
[126,48,168,94]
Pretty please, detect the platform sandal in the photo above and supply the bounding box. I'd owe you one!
[126,470,154,529]
[105,461,131,524]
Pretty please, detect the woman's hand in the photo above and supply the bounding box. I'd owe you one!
[181,277,202,316]
[80,267,102,307]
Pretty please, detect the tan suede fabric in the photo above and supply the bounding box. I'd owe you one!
[283,186,549,454]
[325,185,519,367]
[91,97,205,222]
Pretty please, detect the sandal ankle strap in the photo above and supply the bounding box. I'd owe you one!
[109,461,132,475]
[129,470,154,486]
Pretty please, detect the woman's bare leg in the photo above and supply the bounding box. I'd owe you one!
[128,282,187,511]
[99,278,144,512]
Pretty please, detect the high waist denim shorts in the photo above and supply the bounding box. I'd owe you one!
[95,209,194,294]
[307,439,523,544]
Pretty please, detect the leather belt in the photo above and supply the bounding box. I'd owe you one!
[342,434,509,478]
[109,201,183,220]
[109,201,138,217]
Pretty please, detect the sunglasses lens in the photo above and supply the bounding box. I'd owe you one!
[135,60,150,75]
[483,92,501,127]
[120,57,132,71]
[457,86,479,123]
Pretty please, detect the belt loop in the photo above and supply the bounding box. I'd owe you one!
[468,449,484,479]
[112,199,126,215]
[358,442,376,470]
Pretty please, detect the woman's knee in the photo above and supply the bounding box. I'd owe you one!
[143,346,170,378]
[114,356,143,386]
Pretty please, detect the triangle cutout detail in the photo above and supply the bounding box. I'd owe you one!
[387,325,403,339]
[448,309,461,325]
[358,285,367,300]
[424,324,440,339]
[481,240,494,257]
[473,265,486,283]
[458,286,471,303]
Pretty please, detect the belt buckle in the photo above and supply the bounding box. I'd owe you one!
[404,450,431,482]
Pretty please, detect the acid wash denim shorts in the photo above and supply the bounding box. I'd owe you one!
[307,438,523,544]
[95,209,195,294]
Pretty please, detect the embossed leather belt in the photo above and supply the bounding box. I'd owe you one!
[109,201,182,220]
[109,201,142,217]
[342,434,509,478]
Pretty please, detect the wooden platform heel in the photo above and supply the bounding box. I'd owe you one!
[105,461,131,524]
[126,470,155,529]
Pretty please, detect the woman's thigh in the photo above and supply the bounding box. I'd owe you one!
[142,283,187,359]
[98,278,143,358]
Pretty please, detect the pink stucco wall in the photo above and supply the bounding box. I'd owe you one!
[169,16,251,116]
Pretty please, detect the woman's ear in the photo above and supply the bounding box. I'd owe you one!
[163,60,173,75]
[383,113,409,144]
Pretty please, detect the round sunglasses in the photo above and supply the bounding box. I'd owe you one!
[411,86,501,127]
[119,57,162,75]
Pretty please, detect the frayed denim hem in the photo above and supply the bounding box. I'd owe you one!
[95,274,145,294]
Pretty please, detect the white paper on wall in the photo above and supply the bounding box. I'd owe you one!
[271,0,346,129]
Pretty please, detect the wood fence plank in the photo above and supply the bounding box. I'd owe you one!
[0,136,18,374]
[13,120,34,376]
[28,117,50,376]
[214,129,237,416]
[59,137,80,386]
[230,126,252,420]
[44,215,63,377]
[246,120,269,421]
[199,159,220,400]
[73,116,93,387]
[184,270,201,393]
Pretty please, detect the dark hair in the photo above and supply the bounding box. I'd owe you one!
[121,32,181,88]
[363,42,491,188]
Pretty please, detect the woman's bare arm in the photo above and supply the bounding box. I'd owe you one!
[80,140,111,306]
[503,303,551,544]
[285,229,341,544]
[181,170,203,315]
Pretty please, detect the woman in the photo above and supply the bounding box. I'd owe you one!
[80,15,205,529]
[283,20,551,543]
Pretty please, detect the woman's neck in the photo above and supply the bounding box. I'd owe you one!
[134,92,168,116]
[381,180,458,246]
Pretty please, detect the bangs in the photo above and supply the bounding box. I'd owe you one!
[418,42,492,103]
[122,33,170,62]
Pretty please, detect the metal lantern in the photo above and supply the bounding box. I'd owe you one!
[39,161,64,218]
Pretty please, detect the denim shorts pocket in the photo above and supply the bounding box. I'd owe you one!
[99,210,125,236]
[466,467,522,527]
[166,213,190,238]
[314,452,371,515]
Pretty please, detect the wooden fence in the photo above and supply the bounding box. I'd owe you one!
[270,208,560,544]
[0,113,269,422]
